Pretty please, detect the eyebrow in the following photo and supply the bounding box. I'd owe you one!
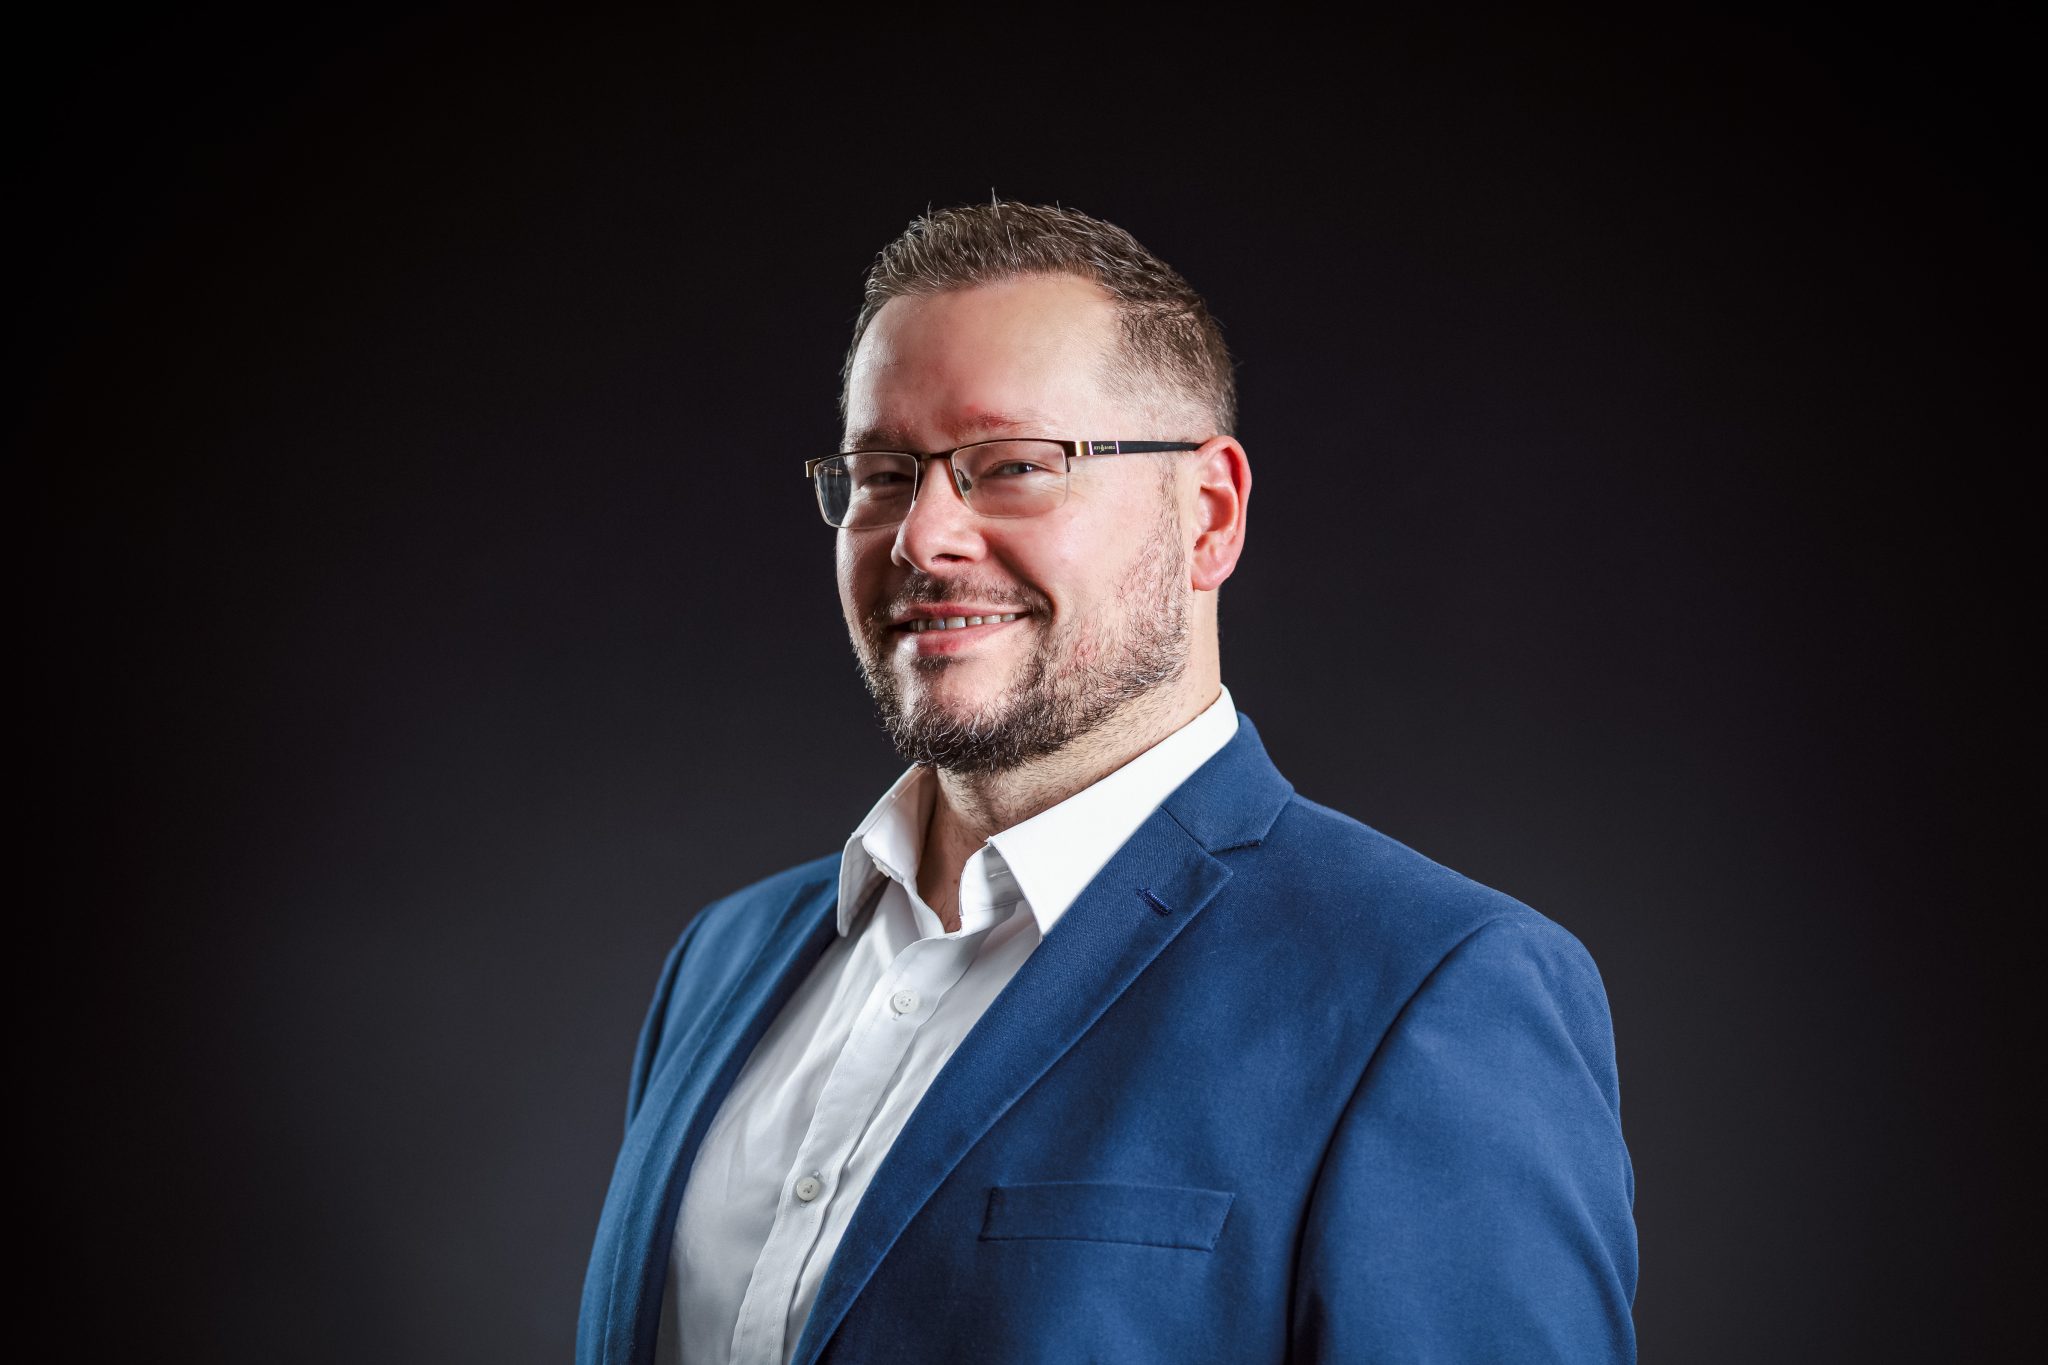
[845,410,1060,451]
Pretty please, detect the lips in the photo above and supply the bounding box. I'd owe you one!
[885,607,1029,655]
[874,580,1046,654]
[903,612,1023,633]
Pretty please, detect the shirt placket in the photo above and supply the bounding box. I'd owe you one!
[725,908,992,1365]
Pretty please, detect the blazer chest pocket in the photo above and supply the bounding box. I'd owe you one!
[980,1181,1234,1251]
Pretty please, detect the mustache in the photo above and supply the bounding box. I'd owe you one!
[868,575,1052,625]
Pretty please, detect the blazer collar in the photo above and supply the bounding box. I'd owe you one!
[791,712,1292,1365]
[1156,711,1293,854]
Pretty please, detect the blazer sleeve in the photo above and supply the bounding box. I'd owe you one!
[1290,913,1638,1362]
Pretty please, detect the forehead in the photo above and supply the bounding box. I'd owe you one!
[844,275,1127,445]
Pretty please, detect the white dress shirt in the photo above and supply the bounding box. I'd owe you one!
[654,687,1239,1365]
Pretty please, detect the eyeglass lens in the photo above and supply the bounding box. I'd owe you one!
[815,440,1070,528]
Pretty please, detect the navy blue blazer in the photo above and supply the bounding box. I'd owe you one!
[579,716,1637,1362]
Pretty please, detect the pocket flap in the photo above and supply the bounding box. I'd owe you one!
[980,1181,1234,1251]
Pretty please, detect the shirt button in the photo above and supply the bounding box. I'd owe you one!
[794,1175,823,1203]
[890,989,921,1016]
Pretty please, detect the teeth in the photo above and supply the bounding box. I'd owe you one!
[909,613,1020,633]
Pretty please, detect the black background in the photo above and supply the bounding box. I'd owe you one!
[22,8,2035,1362]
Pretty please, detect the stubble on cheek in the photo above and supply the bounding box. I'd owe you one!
[846,478,1189,773]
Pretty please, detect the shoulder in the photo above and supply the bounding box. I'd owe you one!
[674,851,841,963]
[622,851,841,1120]
[635,851,840,1055]
[697,850,842,915]
[1259,792,1555,939]
[1212,791,1610,1029]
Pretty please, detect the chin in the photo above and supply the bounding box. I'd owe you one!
[899,671,1006,721]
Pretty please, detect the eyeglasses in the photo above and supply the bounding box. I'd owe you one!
[805,438,1203,529]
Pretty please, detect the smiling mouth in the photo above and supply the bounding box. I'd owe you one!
[902,613,1023,633]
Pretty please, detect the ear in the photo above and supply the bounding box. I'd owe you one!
[1185,435,1251,592]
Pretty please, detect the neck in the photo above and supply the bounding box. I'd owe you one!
[912,677,1218,930]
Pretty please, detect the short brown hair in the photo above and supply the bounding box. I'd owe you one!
[842,202,1236,437]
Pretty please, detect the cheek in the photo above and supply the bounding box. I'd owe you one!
[1036,522,1131,620]
[836,534,882,615]
[998,525,1093,607]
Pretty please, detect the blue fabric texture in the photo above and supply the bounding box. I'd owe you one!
[578,715,1638,1363]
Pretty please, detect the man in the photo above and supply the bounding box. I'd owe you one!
[579,203,1637,1364]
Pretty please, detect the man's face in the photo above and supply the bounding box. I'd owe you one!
[838,274,1193,774]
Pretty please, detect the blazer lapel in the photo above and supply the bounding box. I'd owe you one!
[791,717,1293,1365]
[587,875,843,1365]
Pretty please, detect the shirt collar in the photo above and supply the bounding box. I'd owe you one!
[835,686,1239,939]
[989,686,1237,937]
[836,764,932,935]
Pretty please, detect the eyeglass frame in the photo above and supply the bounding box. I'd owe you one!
[803,438,1205,528]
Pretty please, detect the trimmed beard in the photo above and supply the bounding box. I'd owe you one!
[852,506,1191,776]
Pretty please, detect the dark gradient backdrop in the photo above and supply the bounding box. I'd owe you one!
[22,9,2035,1363]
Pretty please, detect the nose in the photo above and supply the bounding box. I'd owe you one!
[891,453,985,571]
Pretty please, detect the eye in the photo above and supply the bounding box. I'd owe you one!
[987,460,1055,478]
[843,454,916,493]
[963,439,1067,482]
